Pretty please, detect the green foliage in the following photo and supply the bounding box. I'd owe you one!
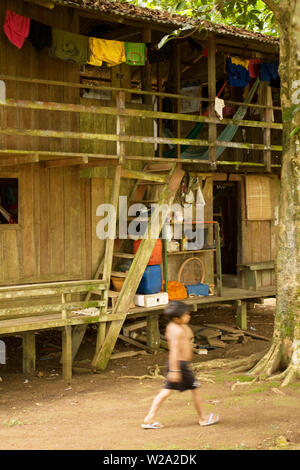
[118,0,279,37]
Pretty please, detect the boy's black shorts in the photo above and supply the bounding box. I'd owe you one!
[164,360,200,392]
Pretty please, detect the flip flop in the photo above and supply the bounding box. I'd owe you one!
[200,413,219,426]
[141,422,164,429]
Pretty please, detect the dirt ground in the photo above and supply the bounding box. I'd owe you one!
[0,299,300,451]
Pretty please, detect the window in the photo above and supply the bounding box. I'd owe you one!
[0,178,18,224]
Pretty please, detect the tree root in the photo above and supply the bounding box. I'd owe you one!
[248,342,281,378]
[191,352,264,373]
[266,363,300,387]
[191,340,300,387]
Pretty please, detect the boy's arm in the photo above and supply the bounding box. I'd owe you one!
[167,328,181,383]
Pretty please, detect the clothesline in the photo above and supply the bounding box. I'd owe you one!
[3,9,279,88]
[3,9,172,67]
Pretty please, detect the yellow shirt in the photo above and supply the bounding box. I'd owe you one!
[231,57,249,69]
[88,37,126,67]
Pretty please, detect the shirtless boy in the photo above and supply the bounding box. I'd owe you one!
[142,300,219,429]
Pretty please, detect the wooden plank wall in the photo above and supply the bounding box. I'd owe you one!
[240,175,280,287]
[0,1,83,284]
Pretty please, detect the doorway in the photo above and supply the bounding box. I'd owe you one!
[213,182,238,278]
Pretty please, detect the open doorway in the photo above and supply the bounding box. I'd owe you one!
[213,182,238,285]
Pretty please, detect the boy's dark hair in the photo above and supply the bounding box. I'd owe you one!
[164,300,190,320]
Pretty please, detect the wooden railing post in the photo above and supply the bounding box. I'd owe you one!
[208,35,217,168]
[116,91,126,165]
[264,85,273,172]
[142,28,152,106]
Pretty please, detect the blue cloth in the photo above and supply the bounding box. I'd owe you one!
[260,61,279,82]
[226,58,250,87]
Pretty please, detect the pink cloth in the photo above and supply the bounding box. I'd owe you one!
[3,10,30,49]
[248,59,261,79]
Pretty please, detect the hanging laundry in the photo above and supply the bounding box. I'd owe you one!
[226,57,250,88]
[146,42,173,64]
[125,42,146,66]
[27,19,52,52]
[88,37,125,67]
[248,59,261,79]
[259,61,279,82]
[49,28,89,65]
[215,97,225,120]
[3,10,30,49]
[231,57,250,69]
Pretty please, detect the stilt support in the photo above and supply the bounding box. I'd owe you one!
[147,314,160,350]
[22,332,36,375]
[62,326,72,381]
[236,300,247,330]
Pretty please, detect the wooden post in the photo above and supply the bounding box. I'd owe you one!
[163,235,168,293]
[157,63,163,158]
[175,41,181,158]
[147,314,160,350]
[264,85,273,172]
[208,35,217,167]
[236,300,247,330]
[22,332,36,375]
[116,91,126,165]
[62,325,72,381]
[96,323,107,352]
[215,222,223,296]
[142,28,152,106]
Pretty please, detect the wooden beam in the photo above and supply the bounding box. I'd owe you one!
[44,157,88,168]
[0,154,39,167]
[0,75,281,110]
[0,127,283,152]
[121,168,166,183]
[25,0,54,8]
[83,159,118,168]
[1,98,283,128]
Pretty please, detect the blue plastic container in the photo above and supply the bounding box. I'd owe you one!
[186,283,209,297]
[137,265,162,295]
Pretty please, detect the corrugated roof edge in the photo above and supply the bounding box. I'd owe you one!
[51,0,279,46]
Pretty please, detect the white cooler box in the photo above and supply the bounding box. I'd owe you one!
[134,292,169,308]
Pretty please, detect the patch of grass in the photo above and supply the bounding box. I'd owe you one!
[211,371,228,384]
[289,381,300,388]
[3,418,30,427]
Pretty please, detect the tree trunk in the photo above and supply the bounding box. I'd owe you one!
[250,0,300,385]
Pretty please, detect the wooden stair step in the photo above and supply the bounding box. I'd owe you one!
[113,252,135,259]
[111,271,127,278]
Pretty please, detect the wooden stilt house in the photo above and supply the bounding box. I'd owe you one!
[0,0,281,378]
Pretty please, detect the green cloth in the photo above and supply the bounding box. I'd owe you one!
[125,42,146,66]
[50,28,89,65]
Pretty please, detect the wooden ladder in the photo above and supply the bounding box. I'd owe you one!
[91,162,184,370]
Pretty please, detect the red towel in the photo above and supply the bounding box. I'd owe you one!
[3,10,30,49]
[248,59,261,79]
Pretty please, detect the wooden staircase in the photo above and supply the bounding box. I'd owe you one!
[91,162,184,370]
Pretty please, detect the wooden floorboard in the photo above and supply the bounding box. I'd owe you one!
[0,287,276,335]
[127,287,276,316]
